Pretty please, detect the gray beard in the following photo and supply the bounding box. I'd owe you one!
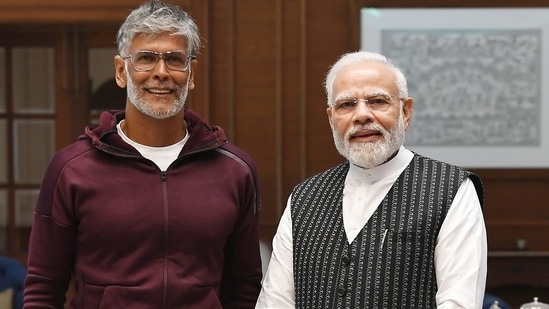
[332,113,405,169]
[125,66,189,119]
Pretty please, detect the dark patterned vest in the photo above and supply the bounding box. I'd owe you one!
[290,154,483,309]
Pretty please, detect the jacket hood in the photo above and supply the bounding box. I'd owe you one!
[82,109,228,156]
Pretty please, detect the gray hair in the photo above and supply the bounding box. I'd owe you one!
[116,0,201,57]
[324,50,408,107]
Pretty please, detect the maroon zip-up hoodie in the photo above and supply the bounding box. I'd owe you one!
[23,109,262,308]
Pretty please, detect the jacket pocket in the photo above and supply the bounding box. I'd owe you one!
[83,283,158,309]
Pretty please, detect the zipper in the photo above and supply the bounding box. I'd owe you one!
[161,171,168,308]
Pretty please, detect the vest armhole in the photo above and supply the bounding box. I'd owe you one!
[468,173,485,210]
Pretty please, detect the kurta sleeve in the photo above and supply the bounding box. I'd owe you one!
[256,196,295,309]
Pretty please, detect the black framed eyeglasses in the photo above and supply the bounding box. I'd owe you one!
[122,50,194,72]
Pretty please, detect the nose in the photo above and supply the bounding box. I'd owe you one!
[152,58,170,79]
[352,99,375,124]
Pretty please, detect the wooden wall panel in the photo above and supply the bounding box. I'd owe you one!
[303,1,352,178]
[279,0,307,225]
[206,0,283,240]
[233,0,280,240]
[473,169,549,251]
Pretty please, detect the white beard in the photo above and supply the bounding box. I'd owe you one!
[125,65,189,119]
[332,112,405,169]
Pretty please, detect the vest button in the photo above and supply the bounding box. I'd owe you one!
[341,255,350,265]
[337,288,346,296]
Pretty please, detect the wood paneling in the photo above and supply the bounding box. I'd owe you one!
[473,169,549,252]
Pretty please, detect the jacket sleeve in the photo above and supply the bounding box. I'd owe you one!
[218,144,263,309]
[23,152,77,309]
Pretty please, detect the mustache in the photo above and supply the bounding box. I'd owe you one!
[347,123,386,136]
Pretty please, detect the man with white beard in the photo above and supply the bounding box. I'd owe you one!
[23,1,262,308]
[256,50,487,309]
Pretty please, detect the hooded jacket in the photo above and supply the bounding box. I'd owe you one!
[23,110,262,309]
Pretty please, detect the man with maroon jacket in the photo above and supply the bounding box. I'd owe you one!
[23,1,262,308]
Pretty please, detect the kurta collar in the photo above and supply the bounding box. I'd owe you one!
[348,146,414,185]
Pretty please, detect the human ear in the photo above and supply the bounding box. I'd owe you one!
[402,97,414,130]
[114,55,127,88]
[326,106,334,128]
[187,58,198,90]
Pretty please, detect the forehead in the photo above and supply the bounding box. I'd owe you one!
[129,32,188,52]
[333,62,397,96]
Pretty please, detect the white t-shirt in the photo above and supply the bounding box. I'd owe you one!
[117,120,188,171]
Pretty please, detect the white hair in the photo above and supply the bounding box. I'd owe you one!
[324,50,409,107]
